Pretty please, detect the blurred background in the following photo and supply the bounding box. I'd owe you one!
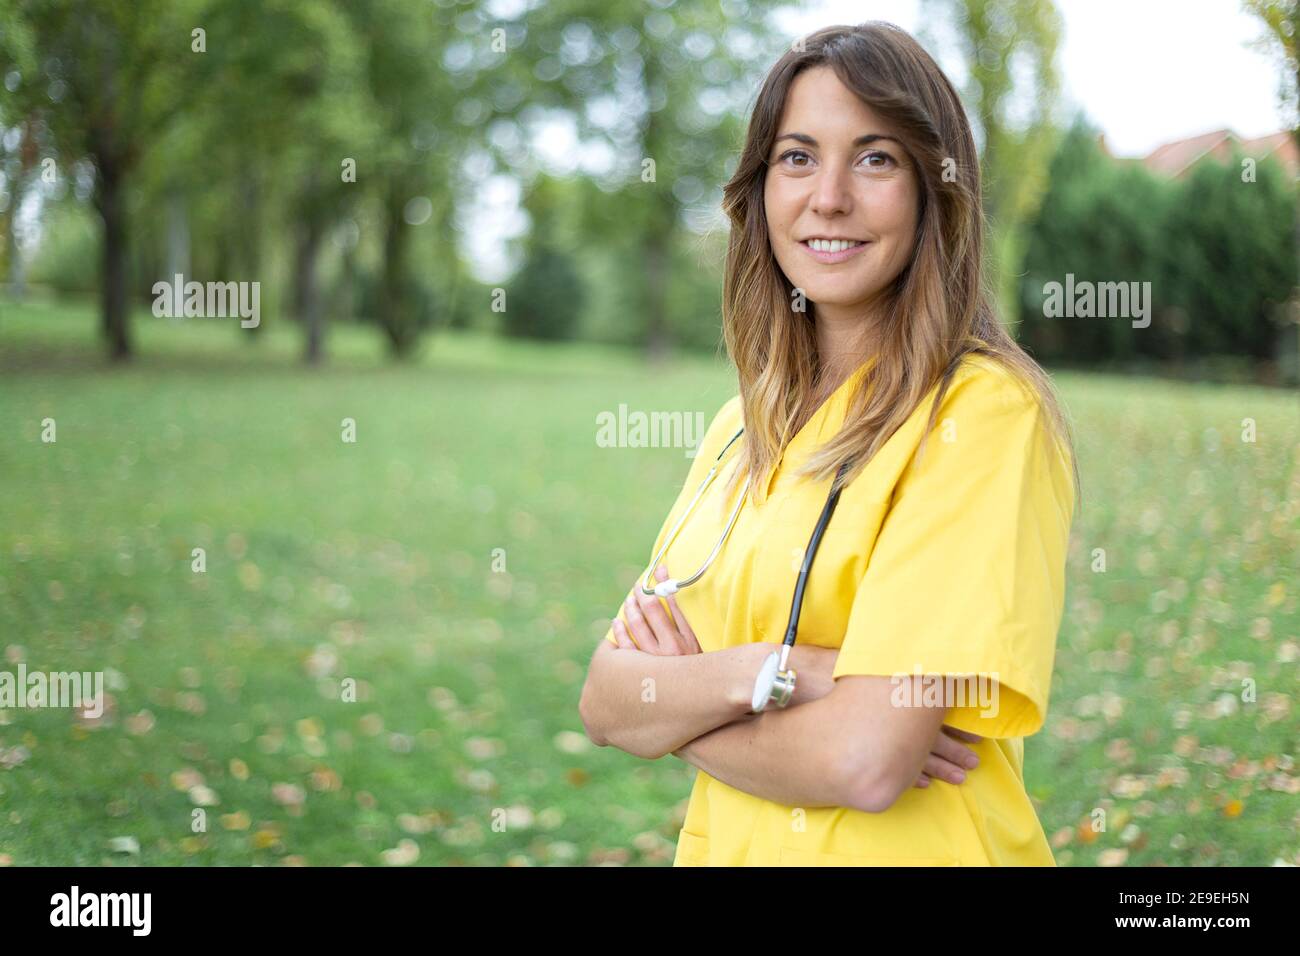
[0,0,1296,866]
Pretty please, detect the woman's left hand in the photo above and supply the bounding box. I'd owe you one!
[913,725,983,789]
[612,565,702,656]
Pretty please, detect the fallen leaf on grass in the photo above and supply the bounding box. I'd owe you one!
[107,837,139,855]
[271,782,306,815]
[125,710,155,735]
[382,839,420,866]
[188,785,219,807]
[179,836,209,855]
[170,768,204,791]
[553,730,591,755]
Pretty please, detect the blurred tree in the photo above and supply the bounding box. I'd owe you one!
[921,0,1063,321]
[161,0,371,344]
[1244,0,1300,148]
[1242,0,1299,383]
[343,0,462,359]
[200,0,375,364]
[0,0,36,296]
[0,117,41,299]
[1163,149,1295,362]
[504,174,586,341]
[488,0,783,358]
[1018,117,1178,362]
[5,0,211,360]
[1020,115,1296,376]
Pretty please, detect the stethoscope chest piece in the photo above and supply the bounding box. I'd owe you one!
[751,649,797,713]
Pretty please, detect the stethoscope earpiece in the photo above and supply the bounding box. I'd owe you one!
[640,427,749,599]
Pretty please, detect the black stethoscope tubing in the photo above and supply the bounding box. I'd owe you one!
[643,425,852,652]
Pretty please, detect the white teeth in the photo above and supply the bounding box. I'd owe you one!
[806,238,863,253]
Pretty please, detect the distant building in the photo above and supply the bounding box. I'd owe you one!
[1135,128,1298,179]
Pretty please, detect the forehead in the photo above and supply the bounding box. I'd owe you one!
[776,65,894,140]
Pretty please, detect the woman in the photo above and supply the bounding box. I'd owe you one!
[579,21,1078,866]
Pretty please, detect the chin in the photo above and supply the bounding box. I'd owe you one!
[799,281,875,306]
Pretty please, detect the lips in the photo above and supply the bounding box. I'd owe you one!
[798,239,870,264]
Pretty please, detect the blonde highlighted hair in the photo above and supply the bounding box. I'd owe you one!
[719,21,1078,505]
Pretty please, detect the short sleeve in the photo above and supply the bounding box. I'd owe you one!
[602,395,744,647]
[831,364,1075,737]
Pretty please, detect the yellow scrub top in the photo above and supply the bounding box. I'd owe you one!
[603,353,1076,866]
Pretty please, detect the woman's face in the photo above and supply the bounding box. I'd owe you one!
[763,66,920,320]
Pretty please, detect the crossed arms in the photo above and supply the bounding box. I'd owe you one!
[577,570,981,814]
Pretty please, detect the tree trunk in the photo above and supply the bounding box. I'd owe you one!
[379,184,415,359]
[6,118,37,301]
[165,190,190,289]
[96,166,132,361]
[3,176,24,300]
[294,218,325,365]
[240,170,264,337]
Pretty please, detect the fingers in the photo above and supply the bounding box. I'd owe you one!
[627,575,691,655]
[635,588,686,655]
[611,618,636,649]
[942,724,983,745]
[933,727,980,771]
[623,592,671,654]
[923,753,969,785]
[914,726,983,789]
[672,605,702,654]
[657,566,702,654]
[617,566,698,656]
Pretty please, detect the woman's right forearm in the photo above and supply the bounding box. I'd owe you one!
[579,641,769,760]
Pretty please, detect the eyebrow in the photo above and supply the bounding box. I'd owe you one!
[774,132,900,148]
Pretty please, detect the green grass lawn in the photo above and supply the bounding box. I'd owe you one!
[0,299,1296,866]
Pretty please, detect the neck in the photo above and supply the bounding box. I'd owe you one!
[812,299,881,391]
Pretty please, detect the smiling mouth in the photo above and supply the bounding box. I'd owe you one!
[800,238,867,252]
[798,238,870,263]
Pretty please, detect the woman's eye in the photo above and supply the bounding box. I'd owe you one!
[775,149,895,170]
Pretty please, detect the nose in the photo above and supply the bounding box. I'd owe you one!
[808,159,854,218]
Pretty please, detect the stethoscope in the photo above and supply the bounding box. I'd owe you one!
[640,426,851,713]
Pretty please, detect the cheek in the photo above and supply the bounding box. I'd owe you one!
[763,178,798,235]
[876,183,920,237]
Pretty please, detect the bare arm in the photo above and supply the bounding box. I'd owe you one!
[674,675,963,812]
[582,568,979,791]
[579,565,843,760]
[578,638,771,759]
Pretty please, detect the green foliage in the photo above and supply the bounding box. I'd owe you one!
[1018,116,1298,376]
[355,267,439,335]
[922,0,1064,314]
[1162,149,1296,360]
[25,197,99,295]
[503,243,585,341]
[1243,0,1300,138]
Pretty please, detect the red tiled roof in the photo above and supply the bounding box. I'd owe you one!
[1141,128,1298,178]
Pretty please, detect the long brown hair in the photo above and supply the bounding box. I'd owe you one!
[719,21,1078,507]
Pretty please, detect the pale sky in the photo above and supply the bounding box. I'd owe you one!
[782,0,1287,155]
[467,0,1290,282]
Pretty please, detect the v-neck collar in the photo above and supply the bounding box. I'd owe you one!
[753,355,876,504]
